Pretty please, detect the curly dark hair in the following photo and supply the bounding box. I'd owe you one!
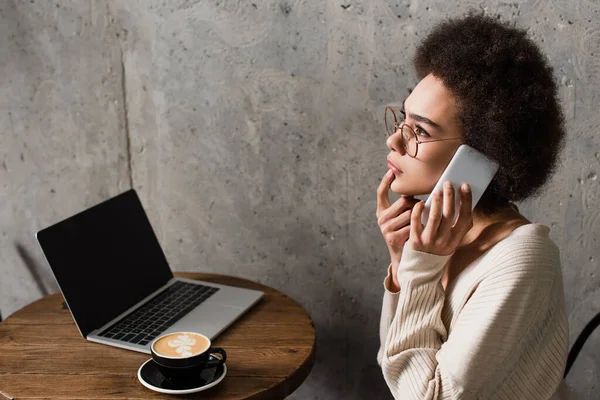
[413,12,566,214]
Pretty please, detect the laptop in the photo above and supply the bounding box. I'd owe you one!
[36,189,264,354]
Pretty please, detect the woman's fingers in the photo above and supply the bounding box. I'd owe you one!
[379,195,418,222]
[409,183,473,255]
[453,184,473,237]
[376,170,395,218]
[381,208,413,233]
[378,193,418,229]
[383,225,412,247]
[410,200,424,241]
[439,181,456,233]
[423,189,443,239]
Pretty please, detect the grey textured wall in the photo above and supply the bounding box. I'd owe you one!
[1,0,599,398]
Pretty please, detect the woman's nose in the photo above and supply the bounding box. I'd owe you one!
[386,128,406,155]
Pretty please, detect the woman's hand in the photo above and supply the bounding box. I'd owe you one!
[407,181,474,256]
[377,170,420,287]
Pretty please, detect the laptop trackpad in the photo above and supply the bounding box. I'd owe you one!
[168,303,244,340]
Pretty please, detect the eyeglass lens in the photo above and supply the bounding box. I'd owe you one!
[385,108,417,157]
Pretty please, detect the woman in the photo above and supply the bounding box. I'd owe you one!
[376,13,569,399]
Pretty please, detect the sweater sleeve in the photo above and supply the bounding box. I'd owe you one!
[379,245,563,400]
[377,263,400,367]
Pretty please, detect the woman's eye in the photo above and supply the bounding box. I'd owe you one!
[415,126,430,137]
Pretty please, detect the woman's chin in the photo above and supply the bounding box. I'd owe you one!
[390,179,409,195]
[390,179,428,197]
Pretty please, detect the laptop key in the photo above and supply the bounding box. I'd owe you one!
[130,333,147,344]
[113,333,126,340]
[122,333,135,342]
[164,313,187,327]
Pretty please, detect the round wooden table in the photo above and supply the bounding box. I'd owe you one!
[0,273,316,399]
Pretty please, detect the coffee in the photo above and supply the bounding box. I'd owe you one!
[152,332,210,358]
[149,331,227,382]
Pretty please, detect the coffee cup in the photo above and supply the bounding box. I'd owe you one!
[150,331,226,382]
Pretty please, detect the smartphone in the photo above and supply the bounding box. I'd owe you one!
[421,144,499,226]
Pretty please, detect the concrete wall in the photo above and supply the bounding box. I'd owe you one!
[1,0,598,398]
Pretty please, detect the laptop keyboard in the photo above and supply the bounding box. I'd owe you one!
[98,281,219,346]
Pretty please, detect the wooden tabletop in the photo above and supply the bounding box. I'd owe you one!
[0,273,316,399]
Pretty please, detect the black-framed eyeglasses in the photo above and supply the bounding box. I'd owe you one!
[385,106,461,158]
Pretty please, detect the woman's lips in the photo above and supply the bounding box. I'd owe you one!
[387,159,403,174]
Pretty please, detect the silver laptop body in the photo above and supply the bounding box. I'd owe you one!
[36,189,263,354]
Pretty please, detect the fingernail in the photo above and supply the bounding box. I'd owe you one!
[462,184,470,192]
[386,169,393,177]
[444,181,452,189]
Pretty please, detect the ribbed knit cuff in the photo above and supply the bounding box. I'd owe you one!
[397,247,452,286]
[383,263,400,294]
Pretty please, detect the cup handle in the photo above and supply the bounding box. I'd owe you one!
[207,347,227,366]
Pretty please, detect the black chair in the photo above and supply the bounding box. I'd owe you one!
[564,310,600,377]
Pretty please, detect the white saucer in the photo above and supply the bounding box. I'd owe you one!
[137,356,227,394]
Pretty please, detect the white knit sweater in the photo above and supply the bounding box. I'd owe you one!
[377,224,569,399]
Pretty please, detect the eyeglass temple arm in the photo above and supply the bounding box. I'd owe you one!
[417,137,462,144]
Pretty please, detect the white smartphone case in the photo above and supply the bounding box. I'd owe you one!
[421,145,499,226]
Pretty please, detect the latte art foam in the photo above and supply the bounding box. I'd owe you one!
[153,332,210,358]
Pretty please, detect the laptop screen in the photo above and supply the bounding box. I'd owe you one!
[36,190,174,337]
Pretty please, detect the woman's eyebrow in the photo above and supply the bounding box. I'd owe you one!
[402,99,443,132]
